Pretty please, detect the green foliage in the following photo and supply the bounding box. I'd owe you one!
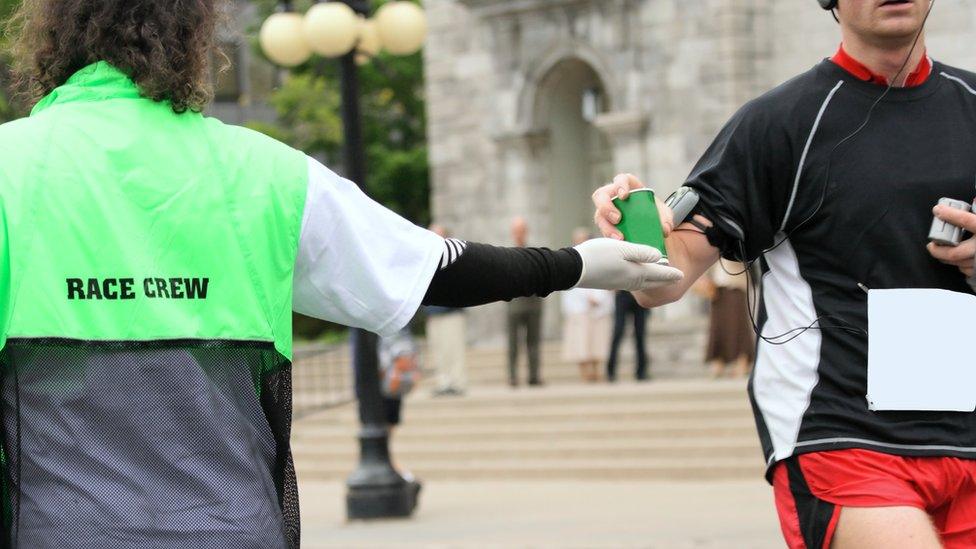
[248,1,429,225]
[263,71,344,158]
[367,144,430,226]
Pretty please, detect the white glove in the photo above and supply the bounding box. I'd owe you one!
[573,238,683,291]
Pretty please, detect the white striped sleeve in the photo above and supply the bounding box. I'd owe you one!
[438,238,468,270]
[292,156,444,337]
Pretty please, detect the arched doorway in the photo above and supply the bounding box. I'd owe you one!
[533,58,613,248]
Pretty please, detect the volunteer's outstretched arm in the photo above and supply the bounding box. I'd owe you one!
[591,174,720,308]
[293,157,682,338]
[422,238,683,308]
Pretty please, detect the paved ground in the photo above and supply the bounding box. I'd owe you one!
[299,479,783,548]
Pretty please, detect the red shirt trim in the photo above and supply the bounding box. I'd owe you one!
[830,45,931,88]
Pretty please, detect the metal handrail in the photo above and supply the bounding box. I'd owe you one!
[292,342,355,418]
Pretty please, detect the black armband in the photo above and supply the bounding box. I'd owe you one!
[689,197,749,263]
[686,217,709,233]
[422,242,583,308]
[704,224,733,255]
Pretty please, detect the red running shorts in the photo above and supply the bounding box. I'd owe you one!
[772,448,976,548]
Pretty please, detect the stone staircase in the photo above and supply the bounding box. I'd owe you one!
[460,317,710,386]
[292,318,766,482]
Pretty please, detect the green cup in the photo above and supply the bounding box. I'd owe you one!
[612,188,668,263]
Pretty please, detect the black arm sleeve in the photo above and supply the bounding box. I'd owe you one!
[422,242,583,308]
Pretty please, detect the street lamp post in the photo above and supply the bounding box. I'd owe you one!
[260,0,428,520]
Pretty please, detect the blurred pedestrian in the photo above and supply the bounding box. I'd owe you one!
[426,224,467,397]
[378,325,421,431]
[606,290,650,382]
[507,217,544,387]
[377,325,421,483]
[696,262,755,379]
[561,229,614,382]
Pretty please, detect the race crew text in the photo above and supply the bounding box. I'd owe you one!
[67,277,210,300]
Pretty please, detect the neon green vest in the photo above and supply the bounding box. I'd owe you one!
[0,62,308,548]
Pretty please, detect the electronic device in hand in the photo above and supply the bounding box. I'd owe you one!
[929,197,974,247]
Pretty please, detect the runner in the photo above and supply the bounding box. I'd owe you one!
[594,1,976,547]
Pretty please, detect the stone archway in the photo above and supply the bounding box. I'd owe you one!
[522,57,615,339]
[532,57,614,248]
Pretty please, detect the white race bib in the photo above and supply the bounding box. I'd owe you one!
[867,288,976,412]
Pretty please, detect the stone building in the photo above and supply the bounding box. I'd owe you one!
[422,0,976,344]
[208,0,279,127]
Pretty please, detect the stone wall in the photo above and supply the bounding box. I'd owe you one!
[423,0,976,346]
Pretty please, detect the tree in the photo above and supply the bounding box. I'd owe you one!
[248,0,430,226]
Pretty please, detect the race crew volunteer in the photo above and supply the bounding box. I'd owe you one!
[594,1,976,547]
[0,2,682,548]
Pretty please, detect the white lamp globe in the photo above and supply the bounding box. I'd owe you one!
[259,12,312,67]
[375,1,428,56]
[303,2,360,58]
[357,18,382,58]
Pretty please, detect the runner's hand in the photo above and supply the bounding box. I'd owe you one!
[574,238,683,291]
[592,173,675,241]
[927,204,976,278]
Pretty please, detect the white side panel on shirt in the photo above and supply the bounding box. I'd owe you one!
[753,235,823,462]
[292,156,444,337]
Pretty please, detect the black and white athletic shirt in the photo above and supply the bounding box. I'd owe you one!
[685,58,976,477]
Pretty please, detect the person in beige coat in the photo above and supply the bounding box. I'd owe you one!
[560,229,614,382]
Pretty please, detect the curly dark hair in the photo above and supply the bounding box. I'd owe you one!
[7,0,226,114]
